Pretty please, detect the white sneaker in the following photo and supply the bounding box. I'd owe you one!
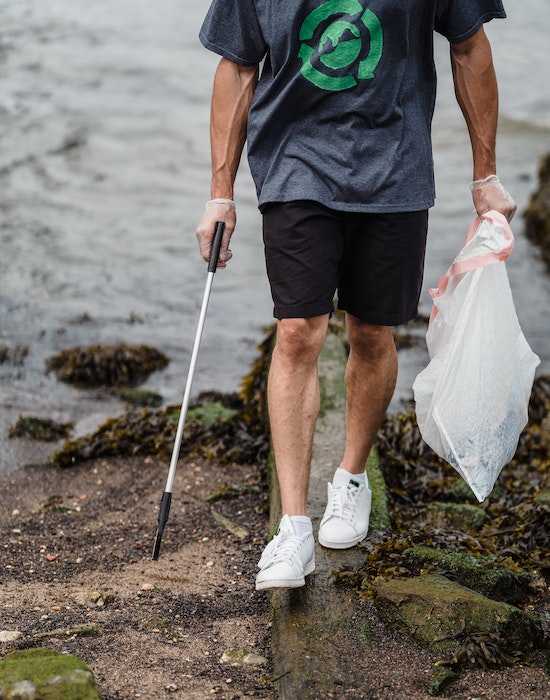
[318,469,372,549]
[255,515,315,591]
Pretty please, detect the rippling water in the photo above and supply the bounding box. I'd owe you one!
[1,0,549,472]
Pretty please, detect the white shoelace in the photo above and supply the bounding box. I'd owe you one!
[328,484,360,522]
[259,530,303,570]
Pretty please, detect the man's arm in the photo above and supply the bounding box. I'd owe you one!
[196,58,259,266]
[450,27,516,220]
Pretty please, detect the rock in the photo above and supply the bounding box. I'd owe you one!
[0,631,23,643]
[243,653,268,666]
[373,574,543,657]
[86,589,113,607]
[220,649,267,667]
[220,648,247,665]
[400,547,531,604]
[524,152,550,268]
[0,648,101,699]
[427,664,459,697]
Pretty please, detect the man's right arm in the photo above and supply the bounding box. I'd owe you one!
[196,58,259,267]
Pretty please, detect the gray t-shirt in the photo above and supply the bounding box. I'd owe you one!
[200,0,506,212]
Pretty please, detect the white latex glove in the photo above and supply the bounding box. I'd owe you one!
[471,175,517,222]
[195,198,236,268]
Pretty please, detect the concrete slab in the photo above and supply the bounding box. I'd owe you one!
[267,329,381,698]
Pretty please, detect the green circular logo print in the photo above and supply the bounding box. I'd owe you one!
[298,0,383,91]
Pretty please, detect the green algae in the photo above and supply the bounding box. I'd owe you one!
[118,387,163,407]
[187,400,238,427]
[365,446,391,531]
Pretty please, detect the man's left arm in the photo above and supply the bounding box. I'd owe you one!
[450,26,517,220]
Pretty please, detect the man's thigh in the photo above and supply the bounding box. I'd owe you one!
[262,200,343,319]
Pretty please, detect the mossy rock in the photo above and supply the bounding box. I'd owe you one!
[447,478,504,504]
[425,502,490,532]
[365,446,391,531]
[400,546,531,604]
[0,648,101,699]
[427,664,459,697]
[373,574,542,657]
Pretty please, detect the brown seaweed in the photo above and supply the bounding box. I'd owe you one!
[45,343,169,388]
[9,415,73,441]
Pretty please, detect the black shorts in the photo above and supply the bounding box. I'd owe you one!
[262,200,428,326]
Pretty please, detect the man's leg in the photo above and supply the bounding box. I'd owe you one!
[341,315,397,474]
[255,314,328,590]
[318,314,397,549]
[268,315,330,514]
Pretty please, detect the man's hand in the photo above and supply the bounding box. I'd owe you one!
[451,29,516,222]
[470,174,517,222]
[196,199,236,268]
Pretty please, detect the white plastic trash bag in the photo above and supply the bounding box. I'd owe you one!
[413,211,540,502]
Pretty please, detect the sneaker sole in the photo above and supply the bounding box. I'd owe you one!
[318,531,368,550]
[255,560,315,591]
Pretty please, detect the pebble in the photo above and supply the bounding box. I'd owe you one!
[0,630,23,642]
[141,583,154,591]
[220,648,267,667]
[243,653,268,666]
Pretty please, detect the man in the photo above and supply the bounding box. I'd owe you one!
[195,0,516,591]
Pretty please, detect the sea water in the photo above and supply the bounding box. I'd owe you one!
[0,0,548,471]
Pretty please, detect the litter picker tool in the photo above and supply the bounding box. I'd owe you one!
[152,221,225,560]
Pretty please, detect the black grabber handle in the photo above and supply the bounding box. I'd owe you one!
[208,221,225,273]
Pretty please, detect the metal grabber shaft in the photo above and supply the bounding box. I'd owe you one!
[152,221,225,560]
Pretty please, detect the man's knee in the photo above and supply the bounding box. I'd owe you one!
[275,316,328,363]
[346,317,395,361]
